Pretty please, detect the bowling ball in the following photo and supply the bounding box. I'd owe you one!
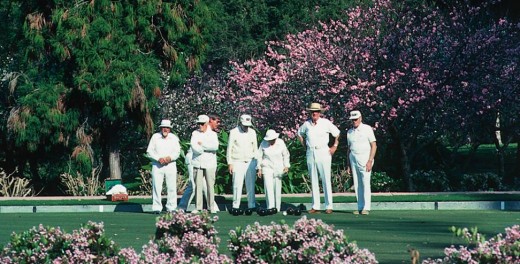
[257,208,267,216]
[294,208,302,216]
[286,207,295,215]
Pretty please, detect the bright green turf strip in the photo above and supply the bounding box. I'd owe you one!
[2,193,520,206]
[1,211,519,263]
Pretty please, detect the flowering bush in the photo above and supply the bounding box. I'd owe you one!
[116,210,231,264]
[228,216,378,263]
[154,210,219,240]
[0,221,118,263]
[422,225,520,264]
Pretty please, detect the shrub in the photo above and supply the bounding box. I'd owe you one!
[0,221,118,263]
[228,216,378,263]
[422,225,520,264]
[410,170,451,192]
[371,171,401,192]
[116,211,231,264]
[340,171,400,193]
[459,172,503,191]
[0,168,35,197]
[60,166,103,196]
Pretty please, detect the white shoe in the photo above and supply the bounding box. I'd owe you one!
[191,210,199,214]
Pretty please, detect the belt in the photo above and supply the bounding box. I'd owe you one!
[308,145,328,150]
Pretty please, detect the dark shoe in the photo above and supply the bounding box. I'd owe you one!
[308,209,320,214]
[153,211,161,215]
[325,209,333,214]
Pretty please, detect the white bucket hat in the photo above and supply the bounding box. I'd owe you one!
[159,119,173,128]
[240,114,253,126]
[263,129,279,141]
[349,110,362,120]
[195,115,210,124]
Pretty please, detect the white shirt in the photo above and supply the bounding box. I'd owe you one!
[257,138,290,173]
[347,123,376,155]
[227,126,258,163]
[298,117,340,149]
[146,132,181,165]
[190,128,219,169]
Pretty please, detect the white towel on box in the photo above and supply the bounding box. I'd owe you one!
[106,184,127,195]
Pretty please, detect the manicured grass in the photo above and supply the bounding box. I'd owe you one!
[2,192,520,206]
[1,210,519,263]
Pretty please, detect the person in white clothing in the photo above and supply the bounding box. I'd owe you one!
[190,115,219,213]
[146,119,181,213]
[227,114,258,212]
[346,110,377,215]
[256,129,290,212]
[298,103,340,214]
[178,114,221,212]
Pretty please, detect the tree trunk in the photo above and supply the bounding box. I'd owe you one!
[400,145,414,192]
[107,133,122,180]
[109,148,121,179]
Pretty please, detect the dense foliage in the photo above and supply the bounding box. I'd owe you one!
[0,0,519,195]
[3,212,520,263]
[1,0,209,193]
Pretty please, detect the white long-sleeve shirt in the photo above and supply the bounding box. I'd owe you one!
[190,128,219,169]
[146,132,181,165]
[226,126,257,164]
[256,138,290,173]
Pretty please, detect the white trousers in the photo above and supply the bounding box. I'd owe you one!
[232,160,257,209]
[262,169,282,211]
[151,163,177,212]
[306,148,333,210]
[178,165,219,211]
[350,152,372,211]
[194,167,216,211]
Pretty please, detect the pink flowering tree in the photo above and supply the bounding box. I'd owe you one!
[221,0,520,190]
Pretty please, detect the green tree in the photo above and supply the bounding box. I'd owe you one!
[8,0,209,185]
[203,0,366,66]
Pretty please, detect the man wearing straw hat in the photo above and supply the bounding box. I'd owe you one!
[146,119,181,213]
[297,103,340,214]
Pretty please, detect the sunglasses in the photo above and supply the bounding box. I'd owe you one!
[351,118,359,122]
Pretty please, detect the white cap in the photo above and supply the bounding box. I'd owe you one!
[349,110,362,120]
[159,119,173,128]
[196,115,210,124]
[263,129,279,141]
[240,114,253,126]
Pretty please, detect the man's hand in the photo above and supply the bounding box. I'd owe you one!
[228,164,234,174]
[256,169,262,178]
[366,160,373,172]
[329,145,338,155]
[283,167,289,174]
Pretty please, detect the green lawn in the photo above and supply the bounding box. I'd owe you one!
[1,210,519,263]
[2,192,520,206]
